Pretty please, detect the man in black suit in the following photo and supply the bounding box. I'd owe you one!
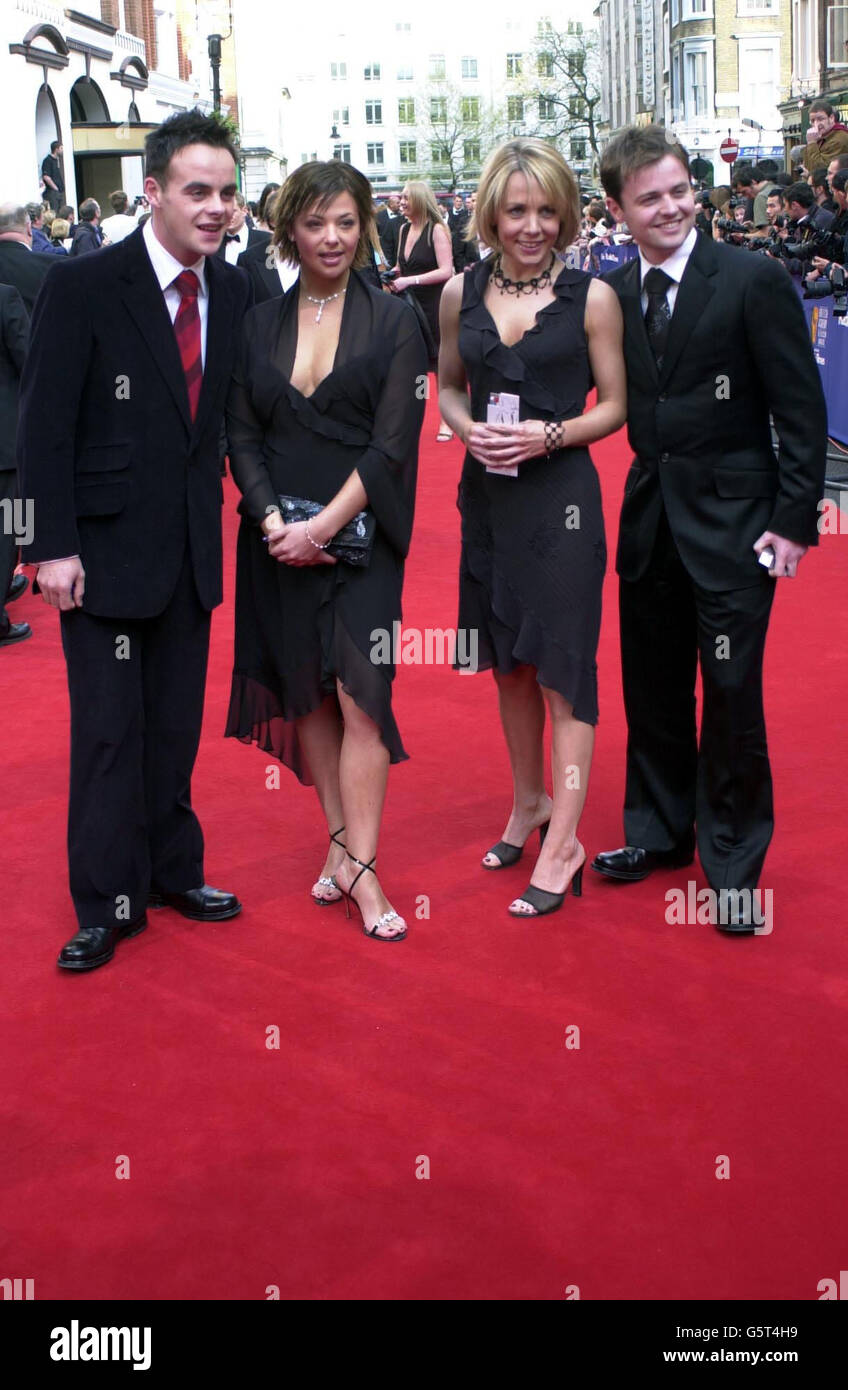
[0,204,55,313]
[18,110,251,971]
[0,284,30,647]
[69,198,104,256]
[376,193,401,266]
[592,126,826,932]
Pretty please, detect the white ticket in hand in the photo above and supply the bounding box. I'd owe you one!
[485,391,520,476]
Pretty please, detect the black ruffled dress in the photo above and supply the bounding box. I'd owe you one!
[224,269,427,783]
[456,257,606,724]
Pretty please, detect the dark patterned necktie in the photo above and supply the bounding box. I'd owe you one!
[172,269,202,420]
[643,267,674,368]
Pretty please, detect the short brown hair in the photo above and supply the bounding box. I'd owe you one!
[600,125,691,205]
[273,161,376,269]
[109,190,129,214]
[470,138,580,252]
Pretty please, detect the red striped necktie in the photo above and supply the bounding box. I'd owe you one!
[172,269,202,420]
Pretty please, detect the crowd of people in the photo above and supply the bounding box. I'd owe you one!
[0,105,830,968]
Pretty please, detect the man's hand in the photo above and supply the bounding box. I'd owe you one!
[753,531,808,578]
[37,557,85,609]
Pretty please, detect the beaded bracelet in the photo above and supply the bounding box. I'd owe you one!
[544,419,565,455]
[304,519,330,551]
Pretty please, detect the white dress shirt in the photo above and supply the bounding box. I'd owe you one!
[100,211,138,244]
[224,222,250,265]
[639,225,698,316]
[142,216,209,367]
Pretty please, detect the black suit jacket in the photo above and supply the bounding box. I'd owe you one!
[70,222,103,256]
[18,227,251,618]
[605,231,827,590]
[237,237,286,302]
[0,285,28,472]
[0,240,56,314]
[376,207,401,267]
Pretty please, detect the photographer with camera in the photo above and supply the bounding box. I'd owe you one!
[774,181,838,277]
[803,168,848,314]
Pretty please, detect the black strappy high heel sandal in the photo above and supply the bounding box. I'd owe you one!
[311,825,346,906]
[508,853,585,918]
[340,852,408,942]
[483,819,550,870]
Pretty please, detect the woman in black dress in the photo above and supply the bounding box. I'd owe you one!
[225,162,427,941]
[391,180,454,440]
[439,139,627,917]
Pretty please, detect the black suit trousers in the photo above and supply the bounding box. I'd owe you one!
[0,468,18,634]
[60,546,211,928]
[620,507,775,892]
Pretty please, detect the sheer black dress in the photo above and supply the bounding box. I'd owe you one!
[225,269,427,783]
[397,220,445,368]
[457,257,606,725]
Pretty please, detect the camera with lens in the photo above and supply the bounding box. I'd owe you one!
[784,227,844,263]
[803,262,848,317]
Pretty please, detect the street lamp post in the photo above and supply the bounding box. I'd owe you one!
[208,34,222,114]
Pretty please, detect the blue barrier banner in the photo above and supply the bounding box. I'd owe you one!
[588,243,639,276]
[801,298,848,447]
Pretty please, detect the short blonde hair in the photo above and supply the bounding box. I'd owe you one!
[50,218,70,241]
[469,138,580,252]
[401,180,442,228]
[273,161,376,270]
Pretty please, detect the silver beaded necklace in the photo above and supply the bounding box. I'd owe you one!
[302,286,347,323]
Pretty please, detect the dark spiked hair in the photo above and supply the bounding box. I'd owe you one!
[144,109,238,185]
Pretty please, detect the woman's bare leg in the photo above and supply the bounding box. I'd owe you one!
[482,664,553,866]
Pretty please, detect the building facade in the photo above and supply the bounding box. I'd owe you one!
[243,4,596,194]
[1,0,229,216]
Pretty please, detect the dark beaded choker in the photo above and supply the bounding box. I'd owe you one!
[491,250,556,295]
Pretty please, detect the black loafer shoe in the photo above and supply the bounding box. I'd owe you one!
[147,884,242,921]
[591,844,695,882]
[0,621,32,647]
[7,574,29,603]
[57,913,147,971]
[715,915,758,935]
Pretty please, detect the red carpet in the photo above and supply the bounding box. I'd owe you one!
[2,393,847,1301]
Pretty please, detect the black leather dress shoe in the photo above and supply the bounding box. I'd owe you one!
[0,621,32,647]
[57,914,147,971]
[147,885,242,921]
[7,574,28,603]
[591,844,695,882]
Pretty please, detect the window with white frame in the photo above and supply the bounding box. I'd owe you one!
[333,144,351,163]
[364,61,381,81]
[793,0,815,80]
[330,61,347,80]
[431,96,447,122]
[398,98,415,124]
[431,143,450,166]
[682,0,712,15]
[737,0,778,13]
[461,57,478,79]
[738,41,779,117]
[398,63,414,81]
[539,96,556,121]
[365,100,382,125]
[333,107,350,126]
[684,45,710,117]
[506,53,522,77]
[366,143,384,165]
[429,54,446,79]
[827,5,848,64]
[461,97,480,122]
[507,96,525,121]
[399,141,417,164]
[464,140,481,165]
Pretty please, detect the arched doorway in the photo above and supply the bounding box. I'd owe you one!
[70,77,119,208]
[35,84,62,207]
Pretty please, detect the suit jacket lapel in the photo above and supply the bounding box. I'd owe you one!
[118,230,192,436]
[617,257,658,383]
[658,232,717,387]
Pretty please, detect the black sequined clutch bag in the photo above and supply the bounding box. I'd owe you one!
[276,494,376,567]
